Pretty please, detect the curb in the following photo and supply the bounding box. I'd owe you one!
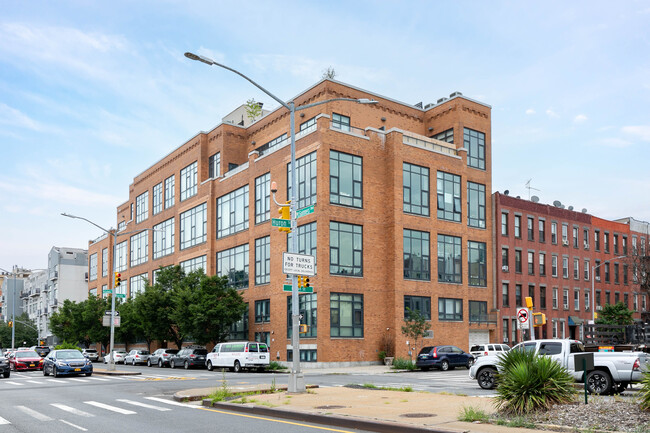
[202,399,461,433]
[92,368,141,376]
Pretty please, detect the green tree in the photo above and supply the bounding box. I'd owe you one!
[49,299,83,343]
[117,297,143,351]
[245,98,262,123]
[596,301,634,325]
[49,295,110,348]
[401,308,430,360]
[0,313,38,347]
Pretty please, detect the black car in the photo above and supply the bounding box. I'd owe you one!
[169,347,207,369]
[0,354,10,378]
[148,348,179,367]
[32,346,51,358]
[415,345,474,371]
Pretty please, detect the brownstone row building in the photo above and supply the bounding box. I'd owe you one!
[87,80,496,364]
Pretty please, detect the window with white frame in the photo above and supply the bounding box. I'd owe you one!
[585,291,590,312]
[574,289,580,311]
[562,257,569,278]
[255,173,270,224]
[584,259,590,280]
[562,224,568,244]
[552,255,558,277]
[287,151,317,209]
[115,241,127,272]
[102,248,108,277]
[153,183,162,215]
[136,191,149,223]
[563,288,569,309]
[573,258,579,279]
[180,202,207,249]
[130,230,148,267]
[164,175,175,209]
[180,161,198,201]
[130,273,147,298]
[217,185,249,238]
[153,217,174,259]
[89,253,97,281]
[209,152,221,178]
[552,287,558,309]
[255,236,270,285]
[551,222,557,244]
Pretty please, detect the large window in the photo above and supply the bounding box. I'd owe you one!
[467,182,486,228]
[217,244,249,289]
[153,217,175,259]
[288,294,317,338]
[180,255,206,274]
[164,175,175,209]
[332,113,350,131]
[330,222,362,276]
[438,234,461,283]
[229,306,249,341]
[89,253,97,281]
[288,151,317,209]
[255,299,270,323]
[115,241,127,272]
[136,191,149,223]
[295,222,317,268]
[330,150,362,208]
[437,171,461,222]
[463,128,485,170]
[153,183,162,215]
[255,173,270,224]
[404,295,431,320]
[258,134,288,155]
[469,300,488,322]
[432,128,453,143]
[102,248,108,277]
[217,185,249,238]
[403,162,429,216]
[180,202,207,250]
[180,161,198,201]
[468,241,487,286]
[330,293,363,338]
[438,297,462,321]
[130,274,147,298]
[130,231,149,267]
[255,236,270,285]
[209,152,221,178]
[403,229,430,280]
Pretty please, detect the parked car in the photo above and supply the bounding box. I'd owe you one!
[169,347,207,369]
[103,350,127,364]
[30,346,51,358]
[148,348,178,367]
[206,341,270,372]
[43,349,93,377]
[415,345,474,371]
[82,349,99,362]
[125,349,150,365]
[470,343,510,358]
[9,350,44,371]
[0,354,10,378]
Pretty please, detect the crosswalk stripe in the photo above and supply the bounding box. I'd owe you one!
[51,403,94,417]
[84,401,136,415]
[86,377,109,381]
[116,399,171,411]
[17,405,54,421]
[59,419,88,431]
[26,380,42,384]
[0,416,9,425]
[68,378,89,382]
[145,397,198,408]
[5,381,23,386]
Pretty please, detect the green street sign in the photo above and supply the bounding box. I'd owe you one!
[283,284,314,293]
[103,289,112,294]
[296,205,315,219]
[271,218,291,228]
[115,294,126,298]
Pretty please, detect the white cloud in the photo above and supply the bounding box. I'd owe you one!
[525,108,535,115]
[574,114,588,123]
[622,125,650,142]
[546,109,559,118]
[0,102,42,131]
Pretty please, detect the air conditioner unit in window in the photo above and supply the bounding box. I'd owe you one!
[584,242,589,249]
[596,305,603,311]
[503,337,509,342]
[595,276,601,281]
[502,265,509,271]
[424,330,434,338]
[562,240,569,246]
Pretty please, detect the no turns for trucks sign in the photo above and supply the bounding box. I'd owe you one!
[282,252,315,276]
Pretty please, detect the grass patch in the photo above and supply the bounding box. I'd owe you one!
[352,383,414,392]
[458,405,489,423]
[267,361,287,371]
[391,357,417,370]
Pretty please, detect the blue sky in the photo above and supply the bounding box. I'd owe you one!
[1,1,649,269]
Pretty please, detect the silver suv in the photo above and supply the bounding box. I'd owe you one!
[82,349,99,362]
[470,343,510,358]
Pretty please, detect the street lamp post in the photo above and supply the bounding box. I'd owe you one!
[591,255,627,322]
[185,52,377,393]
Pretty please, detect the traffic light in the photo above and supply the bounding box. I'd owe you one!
[299,324,309,334]
[114,272,122,287]
[303,276,310,289]
[7,321,12,328]
[525,296,534,309]
[533,312,546,327]
[278,201,291,233]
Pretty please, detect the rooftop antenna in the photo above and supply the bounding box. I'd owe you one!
[525,179,540,200]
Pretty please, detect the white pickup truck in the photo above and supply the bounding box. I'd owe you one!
[468,339,649,395]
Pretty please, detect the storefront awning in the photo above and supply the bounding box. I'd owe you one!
[568,316,584,326]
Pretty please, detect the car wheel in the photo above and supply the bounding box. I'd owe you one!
[184,361,189,370]
[257,367,265,373]
[586,370,613,395]
[43,366,49,376]
[4,371,10,378]
[477,367,497,390]
[170,360,175,369]
[615,382,628,394]
[440,360,449,371]
[233,360,241,373]
[86,372,92,377]
[147,359,152,367]
[207,361,213,371]
[132,359,136,366]
[53,366,58,378]
[158,359,163,368]
[466,358,474,369]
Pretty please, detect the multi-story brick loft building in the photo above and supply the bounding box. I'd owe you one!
[87,79,495,365]
[493,192,648,346]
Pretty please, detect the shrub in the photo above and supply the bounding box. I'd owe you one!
[378,350,387,361]
[55,341,81,350]
[640,370,650,411]
[458,405,489,423]
[494,348,575,415]
[267,361,287,371]
[391,357,416,370]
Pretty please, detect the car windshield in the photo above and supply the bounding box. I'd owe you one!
[57,350,84,360]
[194,349,208,355]
[16,351,39,358]
[85,349,97,353]
[166,350,178,354]
[138,350,150,355]
[418,346,434,355]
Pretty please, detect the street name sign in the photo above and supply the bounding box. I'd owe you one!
[271,218,291,228]
[296,205,315,219]
[116,293,126,298]
[282,252,315,276]
[283,284,314,293]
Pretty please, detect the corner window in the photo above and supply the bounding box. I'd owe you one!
[332,113,350,132]
[288,151,317,209]
[288,293,317,338]
[209,152,221,178]
[330,150,363,208]
[463,128,485,170]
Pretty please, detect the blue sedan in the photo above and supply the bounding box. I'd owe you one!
[43,349,93,377]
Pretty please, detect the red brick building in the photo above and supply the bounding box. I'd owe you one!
[493,192,648,345]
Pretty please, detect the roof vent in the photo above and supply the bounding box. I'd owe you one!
[582,208,588,213]
[504,190,510,196]
[414,102,423,108]
[553,200,562,207]
[531,196,539,203]
[437,97,448,104]
[450,91,463,98]
[516,196,521,199]
[568,206,574,211]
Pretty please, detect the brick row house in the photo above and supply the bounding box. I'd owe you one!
[86,80,496,364]
[493,193,648,346]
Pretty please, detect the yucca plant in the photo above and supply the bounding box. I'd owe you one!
[493,348,576,415]
[640,370,650,411]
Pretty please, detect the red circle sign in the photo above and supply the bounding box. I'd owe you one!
[517,309,529,323]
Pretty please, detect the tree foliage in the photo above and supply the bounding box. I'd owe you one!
[596,301,634,325]
[321,66,336,79]
[0,313,38,348]
[49,296,110,348]
[245,98,262,122]
[401,308,430,359]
